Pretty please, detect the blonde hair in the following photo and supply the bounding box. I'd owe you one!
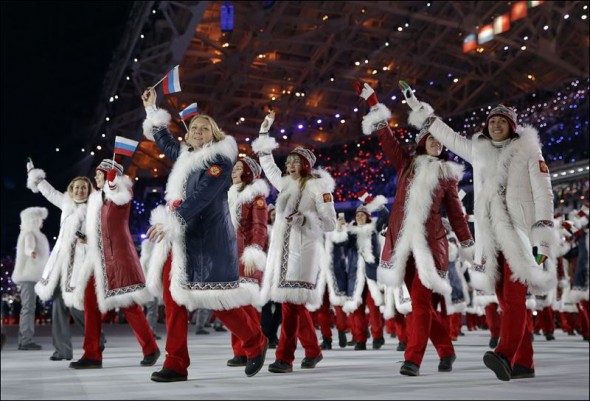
[67,176,93,199]
[188,114,226,142]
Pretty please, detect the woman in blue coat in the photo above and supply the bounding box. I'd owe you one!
[141,87,267,382]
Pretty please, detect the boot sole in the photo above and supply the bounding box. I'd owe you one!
[245,340,268,377]
[483,353,511,381]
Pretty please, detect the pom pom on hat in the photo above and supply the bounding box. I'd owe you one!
[357,189,374,205]
[96,159,124,176]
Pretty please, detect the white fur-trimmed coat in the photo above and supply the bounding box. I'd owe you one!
[74,175,153,312]
[145,126,256,311]
[253,137,337,305]
[422,116,557,295]
[29,173,88,307]
[228,178,269,294]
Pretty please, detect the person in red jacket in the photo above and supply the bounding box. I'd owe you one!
[356,82,474,377]
[69,159,160,369]
[225,156,269,367]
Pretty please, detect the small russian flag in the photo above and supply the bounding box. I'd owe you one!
[114,136,139,157]
[179,102,199,121]
[162,65,181,95]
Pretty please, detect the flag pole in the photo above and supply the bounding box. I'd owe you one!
[152,65,178,89]
[181,119,189,134]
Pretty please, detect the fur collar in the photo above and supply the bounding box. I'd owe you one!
[275,167,336,217]
[228,179,270,230]
[165,136,237,202]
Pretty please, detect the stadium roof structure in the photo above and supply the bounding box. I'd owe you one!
[86,1,589,179]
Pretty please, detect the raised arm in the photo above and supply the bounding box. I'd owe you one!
[251,111,284,191]
[399,81,473,164]
[26,164,66,209]
[141,87,179,161]
[355,82,412,172]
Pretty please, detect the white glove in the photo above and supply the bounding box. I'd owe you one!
[286,212,305,227]
[458,244,475,264]
[398,80,421,111]
[259,111,275,134]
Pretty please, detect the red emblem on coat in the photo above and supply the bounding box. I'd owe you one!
[208,165,222,177]
[538,160,549,174]
[322,193,333,203]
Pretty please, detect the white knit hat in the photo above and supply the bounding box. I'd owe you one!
[289,147,316,168]
[96,159,124,176]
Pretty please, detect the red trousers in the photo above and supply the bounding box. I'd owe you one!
[577,300,589,337]
[485,303,501,338]
[495,253,534,369]
[350,285,384,342]
[231,305,261,357]
[82,275,158,361]
[393,313,408,344]
[449,313,462,339]
[465,313,478,331]
[275,302,321,364]
[534,306,555,335]
[403,256,454,366]
[161,255,266,375]
[316,289,333,338]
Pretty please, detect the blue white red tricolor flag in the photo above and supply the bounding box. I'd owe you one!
[179,102,199,120]
[162,65,181,94]
[114,136,139,157]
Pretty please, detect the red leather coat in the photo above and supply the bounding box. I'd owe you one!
[375,124,473,294]
[236,194,268,284]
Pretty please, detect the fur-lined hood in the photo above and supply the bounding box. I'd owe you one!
[20,207,48,230]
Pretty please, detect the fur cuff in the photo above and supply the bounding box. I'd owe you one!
[103,175,133,205]
[408,101,435,129]
[150,205,186,243]
[241,245,267,272]
[251,135,279,155]
[142,108,171,141]
[27,168,46,193]
[361,103,392,135]
[329,229,348,244]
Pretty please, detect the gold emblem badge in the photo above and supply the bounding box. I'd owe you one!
[208,165,222,177]
[322,193,333,203]
[255,198,265,208]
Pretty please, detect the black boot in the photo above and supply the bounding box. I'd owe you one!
[320,336,332,350]
[338,330,347,348]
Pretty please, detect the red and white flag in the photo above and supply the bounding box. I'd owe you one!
[162,65,181,94]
